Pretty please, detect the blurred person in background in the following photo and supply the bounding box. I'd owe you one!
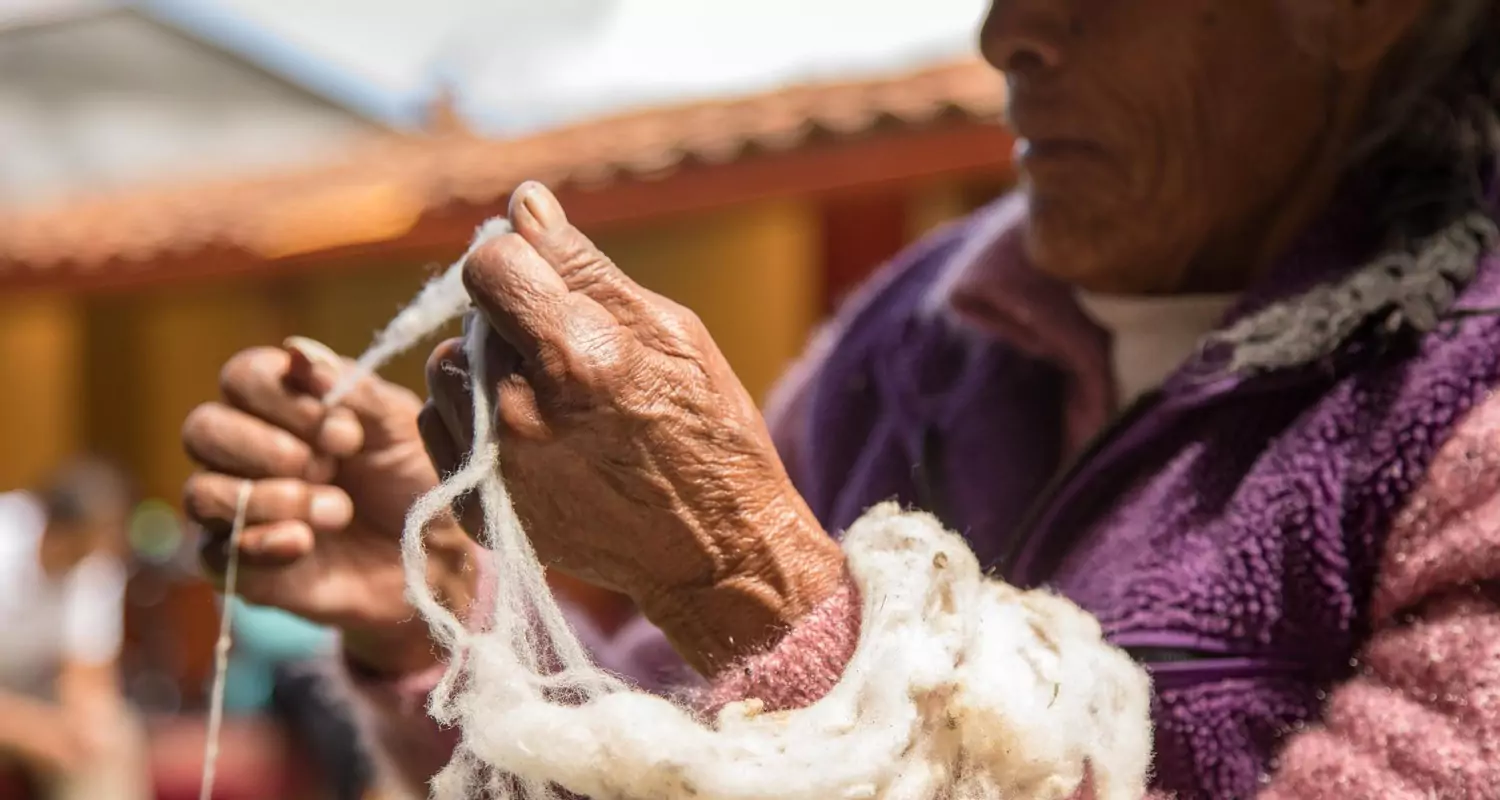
[222,597,374,800]
[0,458,150,800]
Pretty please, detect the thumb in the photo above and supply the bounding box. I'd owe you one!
[285,336,423,454]
[283,335,357,398]
[283,336,367,457]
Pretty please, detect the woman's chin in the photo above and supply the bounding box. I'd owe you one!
[1021,203,1175,294]
[1023,219,1121,291]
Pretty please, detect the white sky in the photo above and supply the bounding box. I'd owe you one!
[138,0,990,134]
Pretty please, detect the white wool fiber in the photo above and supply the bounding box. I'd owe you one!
[334,216,1155,800]
[324,218,514,406]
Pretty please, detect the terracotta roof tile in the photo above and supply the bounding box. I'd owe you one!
[0,57,1004,275]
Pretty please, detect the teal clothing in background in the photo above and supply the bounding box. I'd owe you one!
[220,597,335,712]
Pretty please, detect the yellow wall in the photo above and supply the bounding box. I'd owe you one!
[290,262,457,398]
[597,198,822,403]
[86,280,285,503]
[0,292,83,491]
[79,266,451,506]
[907,180,972,241]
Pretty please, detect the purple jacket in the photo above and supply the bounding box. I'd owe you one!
[763,192,1500,797]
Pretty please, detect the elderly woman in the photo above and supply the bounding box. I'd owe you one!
[183,1,1500,797]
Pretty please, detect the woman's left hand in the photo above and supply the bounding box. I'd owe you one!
[420,182,846,675]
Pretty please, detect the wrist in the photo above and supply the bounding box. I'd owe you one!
[640,493,846,677]
[341,620,443,679]
[344,525,481,678]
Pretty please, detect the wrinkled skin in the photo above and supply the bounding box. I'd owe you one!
[420,183,845,674]
[988,0,1425,294]
[183,340,474,675]
[183,0,1432,678]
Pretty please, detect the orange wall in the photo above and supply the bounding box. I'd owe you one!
[0,292,83,491]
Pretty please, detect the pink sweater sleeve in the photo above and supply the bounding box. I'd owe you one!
[1241,393,1500,799]
[696,576,861,716]
[1114,394,1500,800]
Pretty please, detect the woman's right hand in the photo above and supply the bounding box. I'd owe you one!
[182,337,478,676]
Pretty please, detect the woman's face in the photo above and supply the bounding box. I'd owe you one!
[980,0,1397,294]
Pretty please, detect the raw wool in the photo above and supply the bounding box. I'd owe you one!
[324,217,514,407]
[336,218,1155,800]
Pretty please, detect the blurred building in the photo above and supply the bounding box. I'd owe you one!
[0,0,1014,716]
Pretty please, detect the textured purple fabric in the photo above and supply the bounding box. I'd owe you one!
[771,192,1500,798]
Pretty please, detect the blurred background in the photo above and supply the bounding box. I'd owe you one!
[0,0,1016,796]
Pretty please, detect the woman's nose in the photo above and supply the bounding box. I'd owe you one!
[979,1,1068,79]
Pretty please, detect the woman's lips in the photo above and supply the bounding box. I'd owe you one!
[1013,137,1108,165]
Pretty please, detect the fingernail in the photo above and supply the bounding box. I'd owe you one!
[309,491,353,530]
[316,410,365,459]
[515,181,565,231]
[284,336,344,373]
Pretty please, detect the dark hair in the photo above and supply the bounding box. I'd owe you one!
[40,457,133,529]
[1213,0,1500,372]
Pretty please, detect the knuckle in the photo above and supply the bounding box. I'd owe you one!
[560,326,631,390]
[180,404,221,455]
[181,475,213,520]
[467,233,528,281]
[494,374,545,439]
[266,433,310,476]
[665,303,708,343]
[259,480,306,520]
[671,302,704,330]
[218,347,278,401]
[565,252,623,291]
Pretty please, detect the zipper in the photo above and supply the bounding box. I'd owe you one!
[996,345,1369,587]
[1111,632,1308,683]
[914,423,957,531]
[959,315,1394,587]
[991,387,1166,582]
[1133,652,1308,690]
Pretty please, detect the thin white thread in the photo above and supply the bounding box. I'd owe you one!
[199,479,252,800]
